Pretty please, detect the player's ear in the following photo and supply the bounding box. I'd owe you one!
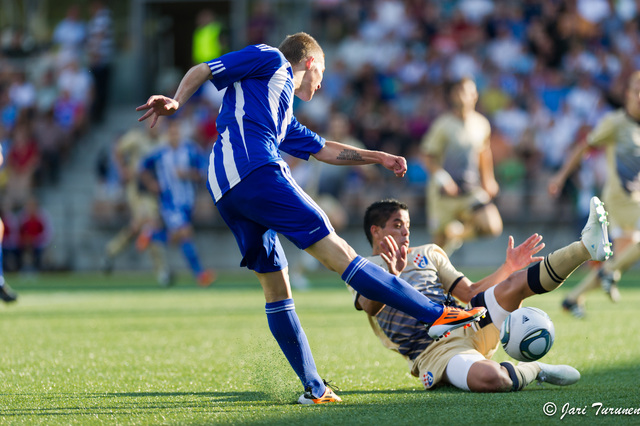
[305,56,315,70]
[370,225,381,241]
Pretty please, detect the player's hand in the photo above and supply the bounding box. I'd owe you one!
[379,235,408,276]
[504,233,545,273]
[484,178,499,199]
[441,180,459,197]
[380,153,407,177]
[547,174,564,198]
[136,95,180,128]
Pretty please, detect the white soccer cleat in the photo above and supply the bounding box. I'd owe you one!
[534,362,581,386]
[561,298,586,319]
[581,196,613,261]
[599,269,621,302]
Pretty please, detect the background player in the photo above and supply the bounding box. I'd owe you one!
[139,119,215,288]
[549,71,640,317]
[136,32,486,404]
[351,197,611,392]
[421,78,503,255]
[101,123,170,286]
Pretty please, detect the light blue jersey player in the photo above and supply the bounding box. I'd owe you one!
[139,119,215,287]
[137,32,485,404]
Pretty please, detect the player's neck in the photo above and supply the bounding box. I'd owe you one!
[625,106,640,123]
[290,63,306,91]
[453,108,470,120]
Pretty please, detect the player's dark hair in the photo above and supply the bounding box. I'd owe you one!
[278,32,323,65]
[445,77,473,105]
[363,199,409,246]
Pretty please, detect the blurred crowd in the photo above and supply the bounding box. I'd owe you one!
[3,0,640,271]
[78,0,640,237]
[299,0,639,227]
[0,1,113,271]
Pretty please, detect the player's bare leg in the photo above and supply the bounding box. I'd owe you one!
[471,203,503,239]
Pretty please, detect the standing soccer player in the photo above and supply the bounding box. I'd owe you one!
[420,78,503,254]
[139,119,215,287]
[549,71,640,317]
[137,32,485,404]
[101,124,170,286]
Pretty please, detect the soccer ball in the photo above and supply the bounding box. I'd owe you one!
[500,307,555,362]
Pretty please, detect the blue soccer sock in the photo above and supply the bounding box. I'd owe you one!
[342,256,444,324]
[266,299,325,396]
[180,240,203,276]
[151,229,168,244]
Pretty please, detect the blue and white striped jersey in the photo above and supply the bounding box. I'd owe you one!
[205,44,325,202]
[140,140,208,210]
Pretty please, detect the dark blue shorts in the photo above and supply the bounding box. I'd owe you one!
[212,161,334,273]
[159,204,192,231]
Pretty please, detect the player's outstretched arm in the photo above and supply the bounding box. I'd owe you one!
[422,153,458,196]
[136,63,212,128]
[312,140,407,177]
[503,233,545,273]
[479,145,499,198]
[451,233,545,303]
[548,143,587,197]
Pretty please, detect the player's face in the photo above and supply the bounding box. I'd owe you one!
[297,55,325,102]
[377,209,410,249]
[167,122,181,147]
[452,80,478,110]
[626,75,640,115]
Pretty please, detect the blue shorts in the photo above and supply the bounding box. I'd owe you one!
[212,161,334,273]
[160,204,192,231]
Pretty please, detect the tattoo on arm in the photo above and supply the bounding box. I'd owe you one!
[336,149,364,162]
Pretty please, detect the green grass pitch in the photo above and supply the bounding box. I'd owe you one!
[0,267,639,425]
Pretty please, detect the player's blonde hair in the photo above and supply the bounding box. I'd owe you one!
[278,32,324,65]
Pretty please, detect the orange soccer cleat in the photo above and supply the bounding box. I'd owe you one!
[427,305,487,340]
[135,229,152,252]
[298,381,342,405]
[197,269,217,288]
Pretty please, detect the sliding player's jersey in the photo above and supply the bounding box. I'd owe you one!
[205,44,325,202]
[348,244,465,362]
[141,141,207,210]
[587,109,640,196]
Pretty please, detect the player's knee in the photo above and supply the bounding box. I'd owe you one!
[306,233,357,273]
[477,217,503,237]
[467,361,512,392]
[474,205,503,236]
